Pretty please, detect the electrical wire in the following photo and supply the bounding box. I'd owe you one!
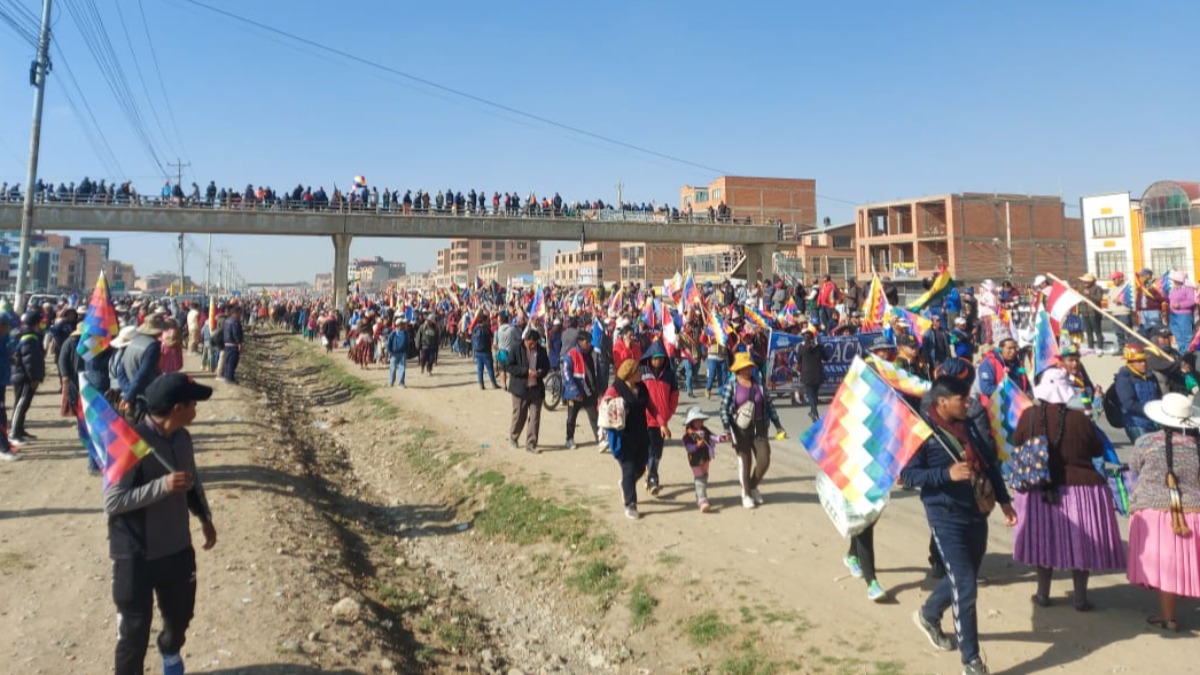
[113,0,180,159]
[0,1,38,46]
[175,0,865,210]
[61,0,169,177]
[176,0,729,177]
[136,0,189,168]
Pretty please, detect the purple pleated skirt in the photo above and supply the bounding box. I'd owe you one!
[1012,484,1126,571]
[1128,509,1200,598]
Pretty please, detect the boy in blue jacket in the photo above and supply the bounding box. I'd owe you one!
[901,370,1017,675]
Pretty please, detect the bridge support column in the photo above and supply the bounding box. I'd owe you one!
[743,244,775,285]
[332,233,352,313]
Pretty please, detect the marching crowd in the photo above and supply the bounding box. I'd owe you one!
[5,262,1200,675]
[251,264,1200,675]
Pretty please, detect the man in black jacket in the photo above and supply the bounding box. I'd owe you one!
[105,373,216,675]
[506,330,550,454]
[221,305,244,384]
[798,330,826,422]
[11,311,45,443]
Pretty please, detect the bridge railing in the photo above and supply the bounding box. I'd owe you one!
[0,190,790,233]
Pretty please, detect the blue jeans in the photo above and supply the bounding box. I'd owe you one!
[647,427,665,487]
[222,347,240,383]
[1112,314,1132,349]
[924,505,989,666]
[388,355,407,386]
[1125,424,1154,445]
[705,358,728,396]
[475,354,497,387]
[681,359,696,395]
[1170,312,1194,351]
[805,384,821,420]
[1139,310,1161,333]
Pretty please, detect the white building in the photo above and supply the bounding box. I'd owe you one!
[1082,181,1200,282]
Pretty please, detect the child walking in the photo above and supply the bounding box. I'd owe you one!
[681,407,724,513]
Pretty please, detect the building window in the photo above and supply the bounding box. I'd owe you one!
[482,241,492,249]
[1091,216,1124,238]
[832,235,853,250]
[1094,251,1128,281]
[694,189,708,203]
[1150,248,1188,276]
[712,188,722,201]
[1142,181,1200,230]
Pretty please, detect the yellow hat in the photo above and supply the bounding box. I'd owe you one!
[616,359,639,381]
[731,351,756,374]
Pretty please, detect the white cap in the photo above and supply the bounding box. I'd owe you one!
[1033,275,1047,287]
[954,317,967,326]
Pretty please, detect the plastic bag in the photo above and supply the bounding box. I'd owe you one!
[815,472,888,538]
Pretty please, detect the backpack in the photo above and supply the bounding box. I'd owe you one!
[405,332,419,360]
[1010,405,1057,493]
[598,395,626,431]
[561,356,582,402]
[1101,383,1124,428]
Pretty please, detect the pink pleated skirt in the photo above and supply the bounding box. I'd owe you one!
[1013,484,1126,571]
[1127,509,1200,598]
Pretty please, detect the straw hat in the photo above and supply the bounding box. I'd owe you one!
[730,351,756,374]
[1144,393,1200,430]
[111,325,138,349]
[684,406,710,426]
[137,314,166,336]
[1078,273,1096,283]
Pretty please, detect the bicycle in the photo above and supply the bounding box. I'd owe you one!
[543,369,563,411]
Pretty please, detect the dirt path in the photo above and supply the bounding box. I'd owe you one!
[2,335,1197,675]
[325,340,1200,675]
[0,349,461,674]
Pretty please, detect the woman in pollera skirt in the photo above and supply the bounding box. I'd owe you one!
[1127,393,1200,632]
[1011,368,1125,611]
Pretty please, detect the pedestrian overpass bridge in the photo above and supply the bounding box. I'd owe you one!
[0,202,778,309]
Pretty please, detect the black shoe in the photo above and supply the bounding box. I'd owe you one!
[912,611,955,652]
[480,384,486,390]
[14,432,35,442]
[962,657,990,675]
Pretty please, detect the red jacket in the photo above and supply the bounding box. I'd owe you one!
[612,338,642,370]
[818,281,839,308]
[640,363,680,428]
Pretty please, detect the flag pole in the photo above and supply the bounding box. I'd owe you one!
[1044,273,1164,357]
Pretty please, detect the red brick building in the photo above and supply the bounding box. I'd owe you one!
[680,175,816,229]
[855,192,1084,293]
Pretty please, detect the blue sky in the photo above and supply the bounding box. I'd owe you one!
[1,0,1198,284]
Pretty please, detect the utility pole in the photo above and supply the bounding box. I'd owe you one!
[167,158,190,202]
[14,0,54,314]
[616,180,624,210]
[205,234,212,296]
[177,233,186,296]
[1004,201,1014,281]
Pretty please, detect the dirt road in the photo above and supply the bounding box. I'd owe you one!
[1,337,1196,674]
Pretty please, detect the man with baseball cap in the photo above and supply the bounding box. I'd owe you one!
[104,373,217,675]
